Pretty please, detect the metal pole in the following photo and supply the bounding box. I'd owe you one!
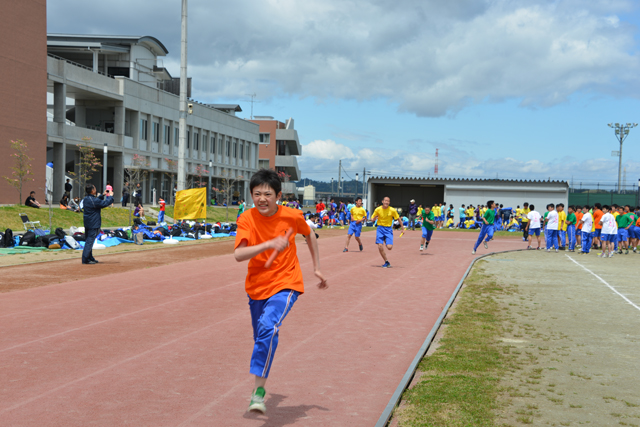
[338,160,342,198]
[177,0,188,191]
[618,137,623,194]
[208,160,212,206]
[103,143,108,193]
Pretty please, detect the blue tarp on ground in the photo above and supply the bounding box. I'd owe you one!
[77,237,133,249]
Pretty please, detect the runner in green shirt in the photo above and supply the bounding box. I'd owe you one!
[566,207,577,251]
[616,207,632,254]
[473,200,496,254]
[420,206,436,251]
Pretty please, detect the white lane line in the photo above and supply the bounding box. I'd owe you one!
[565,255,640,312]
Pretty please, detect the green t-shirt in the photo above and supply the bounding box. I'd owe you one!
[566,212,576,226]
[421,210,435,230]
[483,209,495,225]
[617,213,632,228]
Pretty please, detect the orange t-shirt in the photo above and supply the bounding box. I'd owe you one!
[575,212,584,229]
[592,209,603,229]
[234,205,311,300]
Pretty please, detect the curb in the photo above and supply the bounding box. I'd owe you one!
[375,248,528,427]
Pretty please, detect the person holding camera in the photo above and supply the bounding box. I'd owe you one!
[81,184,113,265]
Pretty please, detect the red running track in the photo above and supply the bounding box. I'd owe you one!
[0,230,521,426]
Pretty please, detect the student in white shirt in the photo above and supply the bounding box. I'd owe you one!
[598,205,616,258]
[525,204,543,250]
[579,206,594,254]
[544,204,559,252]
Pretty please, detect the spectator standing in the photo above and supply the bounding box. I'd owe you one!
[81,184,113,265]
[134,183,142,206]
[25,191,41,208]
[122,182,130,207]
[407,199,418,230]
[64,179,73,198]
[158,198,166,223]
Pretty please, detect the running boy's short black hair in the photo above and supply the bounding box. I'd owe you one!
[486,200,494,207]
[250,168,281,194]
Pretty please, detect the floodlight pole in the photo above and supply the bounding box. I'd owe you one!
[608,123,637,193]
[177,0,188,191]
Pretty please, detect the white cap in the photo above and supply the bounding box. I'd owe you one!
[410,199,415,203]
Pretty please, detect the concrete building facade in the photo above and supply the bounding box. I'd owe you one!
[0,1,48,205]
[249,116,302,196]
[46,34,260,205]
[366,177,569,213]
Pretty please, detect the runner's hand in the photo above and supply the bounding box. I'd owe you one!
[315,270,328,289]
[268,235,289,252]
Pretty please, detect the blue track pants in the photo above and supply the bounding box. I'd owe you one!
[473,223,494,251]
[248,289,299,378]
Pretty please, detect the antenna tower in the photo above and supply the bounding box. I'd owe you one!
[434,148,439,176]
[245,93,259,119]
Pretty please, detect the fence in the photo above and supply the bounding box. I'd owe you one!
[569,180,640,206]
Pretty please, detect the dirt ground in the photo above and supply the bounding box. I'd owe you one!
[0,227,353,293]
[485,251,640,426]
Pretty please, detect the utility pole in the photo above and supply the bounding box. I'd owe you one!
[177,0,188,191]
[363,167,366,201]
[338,160,342,198]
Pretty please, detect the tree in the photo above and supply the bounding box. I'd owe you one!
[213,168,244,222]
[68,137,102,195]
[2,139,34,204]
[193,164,209,188]
[163,158,177,205]
[124,154,151,225]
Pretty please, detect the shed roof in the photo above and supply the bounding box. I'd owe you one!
[368,176,568,185]
[47,34,169,56]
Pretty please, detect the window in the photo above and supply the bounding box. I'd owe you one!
[239,142,244,160]
[202,136,207,153]
[152,122,160,142]
[259,133,270,144]
[194,133,199,151]
[219,138,223,154]
[174,127,179,146]
[258,159,270,170]
[226,138,231,156]
[187,130,190,149]
[210,136,215,153]
[140,119,148,140]
[164,125,170,145]
[233,139,237,158]
[277,140,287,156]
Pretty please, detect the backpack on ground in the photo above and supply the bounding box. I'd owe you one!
[55,228,66,239]
[147,220,156,226]
[1,229,15,248]
[134,233,143,245]
[19,231,37,247]
[73,232,86,241]
[64,235,81,249]
[170,227,182,237]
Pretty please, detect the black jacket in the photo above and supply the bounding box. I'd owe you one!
[82,194,113,229]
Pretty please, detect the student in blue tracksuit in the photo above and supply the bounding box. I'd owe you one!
[472,200,496,254]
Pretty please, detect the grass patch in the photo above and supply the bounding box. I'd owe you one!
[164,205,238,223]
[0,205,134,231]
[396,263,507,426]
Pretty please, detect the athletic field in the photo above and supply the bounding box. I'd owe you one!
[0,229,521,426]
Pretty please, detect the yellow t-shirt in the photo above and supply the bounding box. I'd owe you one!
[417,207,423,218]
[466,208,474,217]
[373,206,399,227]
[558,211,567,231]
[445,218,453,227]
[432,206,439,217]
[521,208,530,222]
[350,206,367,222]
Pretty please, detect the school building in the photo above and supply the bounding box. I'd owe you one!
[366,177,570,212]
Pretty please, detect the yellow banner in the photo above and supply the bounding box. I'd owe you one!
[174,187,207,220]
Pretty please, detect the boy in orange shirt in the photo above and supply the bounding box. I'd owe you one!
[592,203,604,249]
[234,169,328,414]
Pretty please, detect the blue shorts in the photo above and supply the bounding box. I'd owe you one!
[348,221,362,237]
[376,226,394,245]
[422,227,434,241]
[592,229,602,238]
[618,229,629,242]
[529,227,541,236]
[339,213,345,222]
[601,233,615,242]
[631,226,640,239]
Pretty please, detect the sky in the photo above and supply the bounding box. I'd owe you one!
[47,0,640,188]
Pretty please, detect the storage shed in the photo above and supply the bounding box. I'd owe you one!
[366,177,569,213]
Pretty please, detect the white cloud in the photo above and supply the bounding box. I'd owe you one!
[48,0,640,117]
[303,139,355,160]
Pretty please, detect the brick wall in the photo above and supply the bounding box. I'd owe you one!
[0,0,47,205]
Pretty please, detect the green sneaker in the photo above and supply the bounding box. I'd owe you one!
[248,387,266,413]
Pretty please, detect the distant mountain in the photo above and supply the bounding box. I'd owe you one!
[295,178,364,194]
